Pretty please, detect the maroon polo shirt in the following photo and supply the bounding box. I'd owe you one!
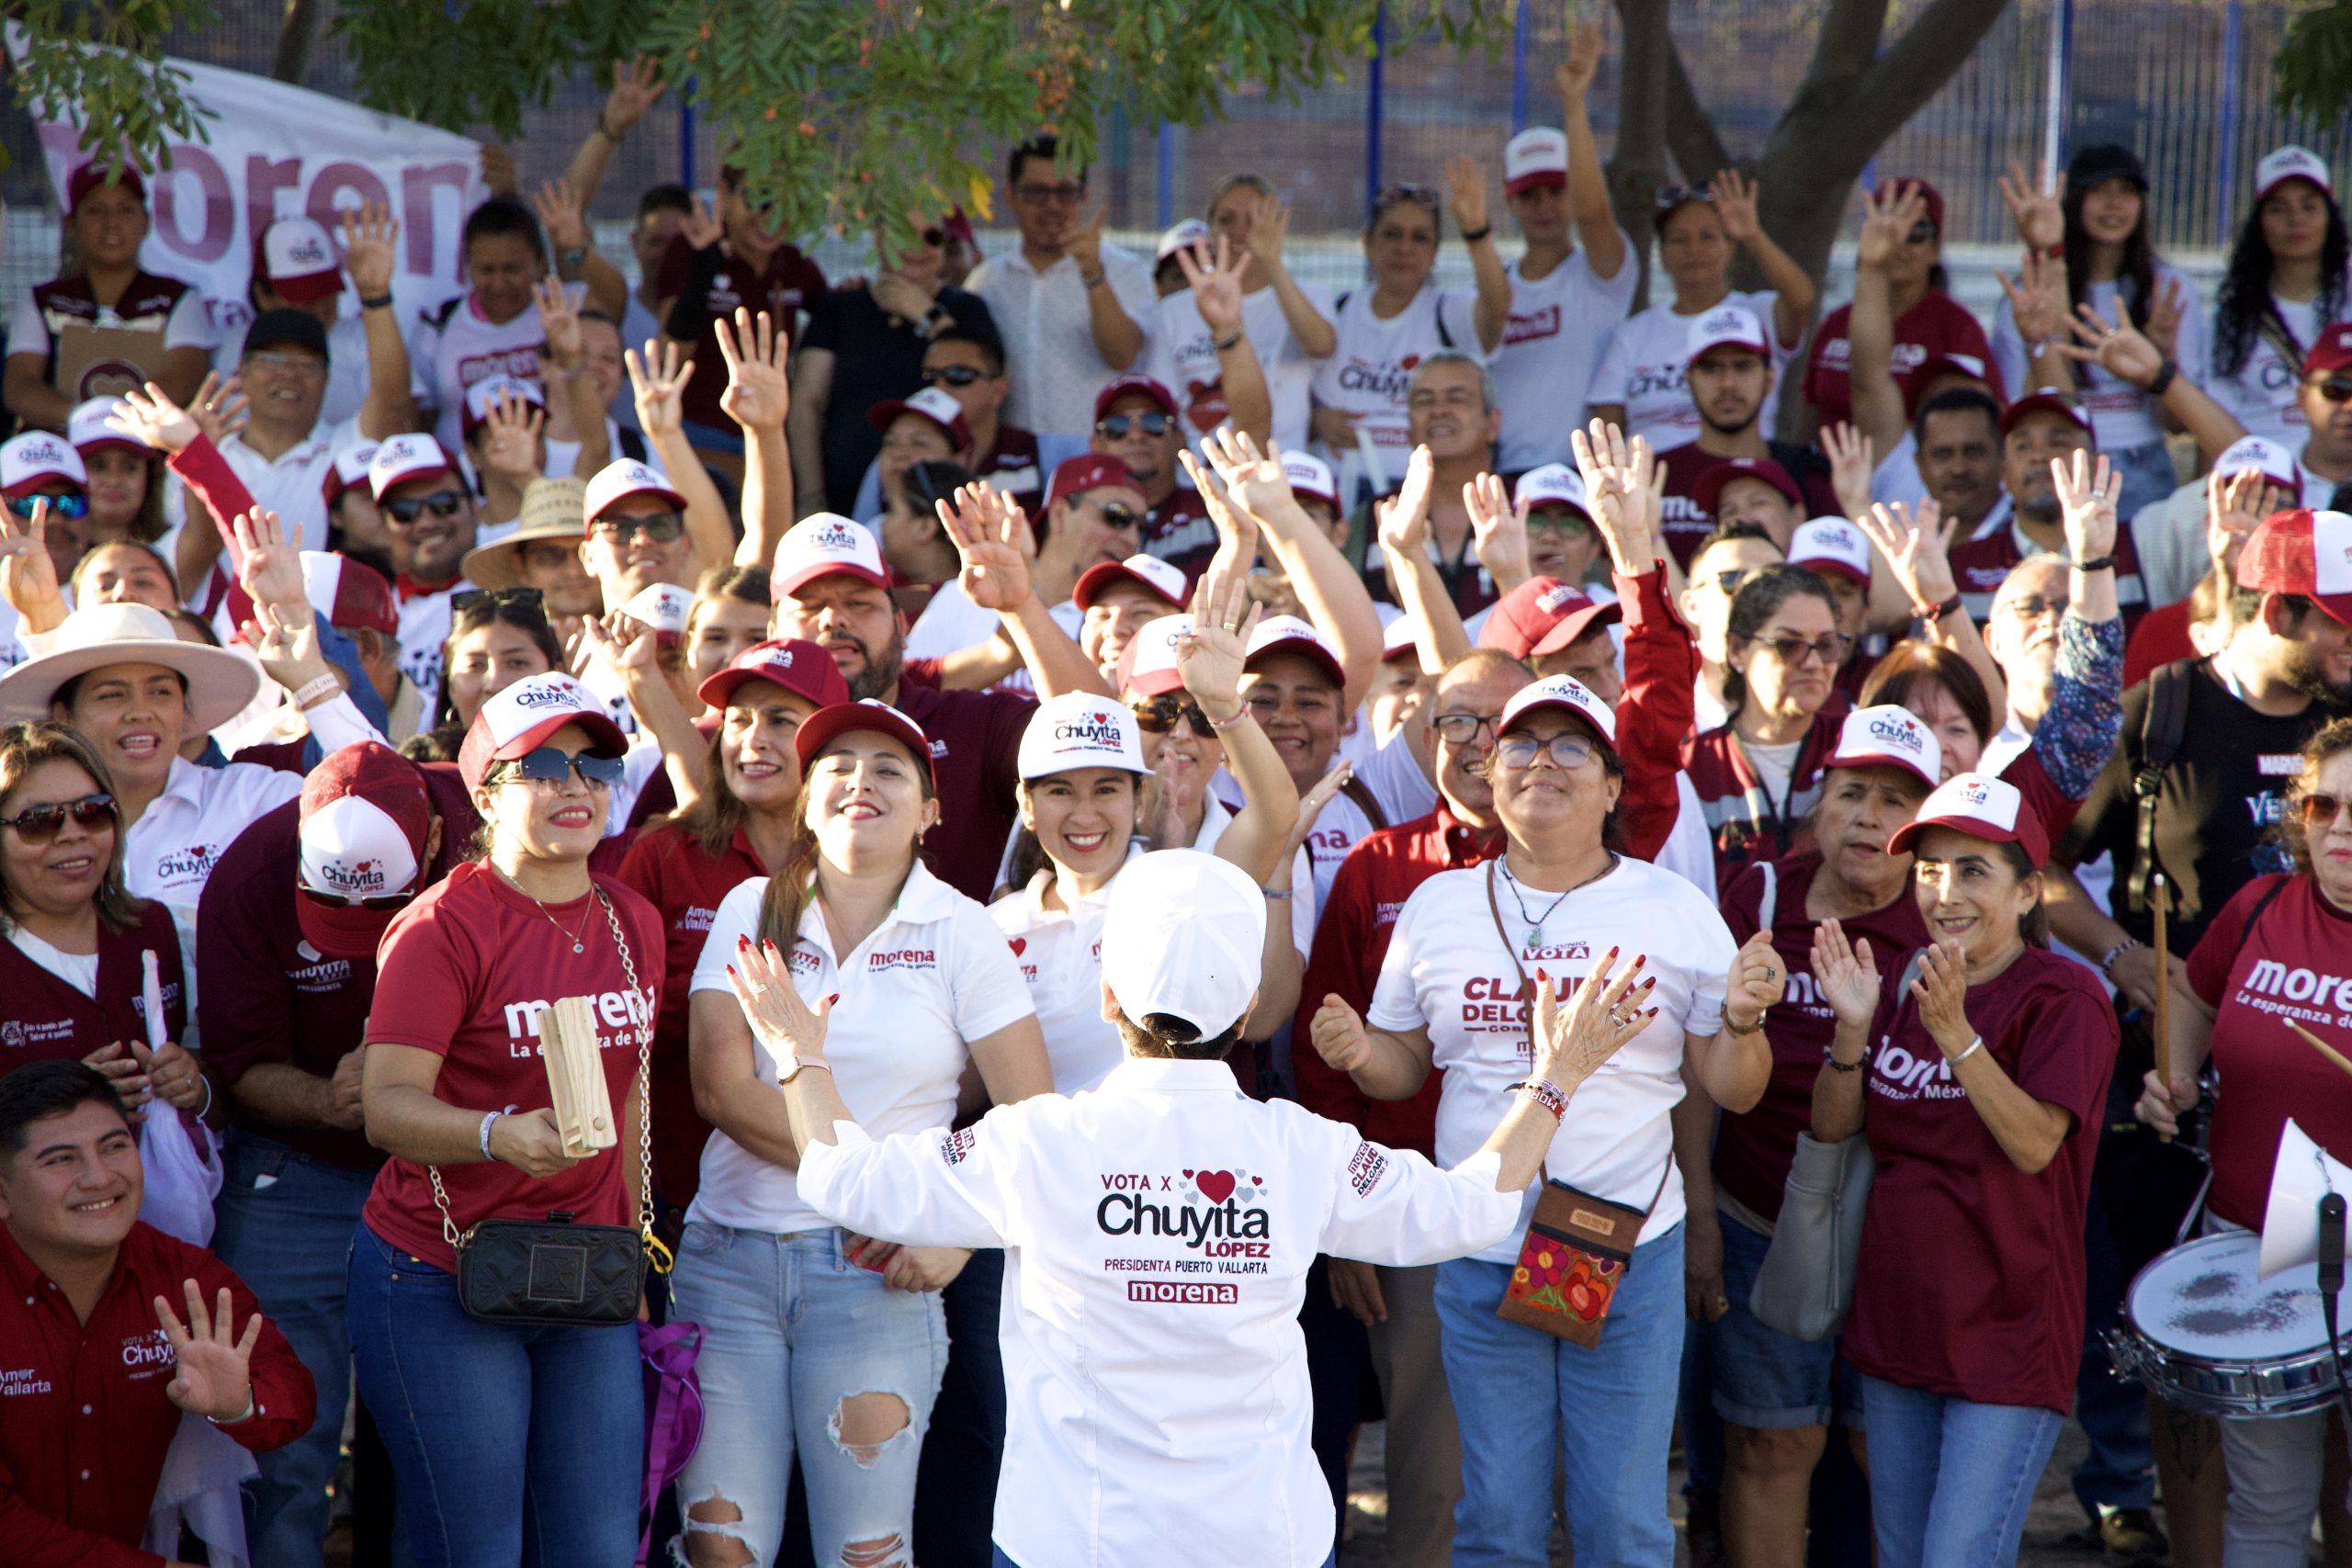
[654,236,827,433]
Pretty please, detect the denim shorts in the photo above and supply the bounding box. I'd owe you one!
[1710,1204,1864,1431]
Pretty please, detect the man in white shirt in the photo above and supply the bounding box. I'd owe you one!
[369,435,480,714]
[745,847,1619,1568]
[211,216,376,430]
[967,135,1156,441]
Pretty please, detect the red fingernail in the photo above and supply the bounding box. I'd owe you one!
[828,994,841,1008]
[737,934,752,951]
[1536,966,1550,986]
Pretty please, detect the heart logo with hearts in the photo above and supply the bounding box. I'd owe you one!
[1183,378,1229,434]
[1008,937,1027,957]
[1195,1169,1237,1204]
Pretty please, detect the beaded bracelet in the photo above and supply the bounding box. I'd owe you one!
[1506,1078,1568,1121]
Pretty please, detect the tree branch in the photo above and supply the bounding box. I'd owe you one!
[1844,0,2015,158]
[1661,33,1730,185]
[272,0,322,85]
[1800,0,1892,98]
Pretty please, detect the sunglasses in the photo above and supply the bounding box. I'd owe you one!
[1128,694,1212,735]
[298,882,414,912]
[1085,496,1143,532]
[451,584,546,615]
[2313,375,2352,404]
[1525,510,1593,536]
[7,492,88,521]
[1095,412,1172,440]
[589,510,685,545]
[1495,733,1600,770]
[383,490,469,525]
[922,365,989,389]
[1757,632,1855,667]
[497,747,628,788]
[2302,793,2352,827]
[0,792,115,843]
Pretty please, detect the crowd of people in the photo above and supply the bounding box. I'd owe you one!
[7,28,2352,1568]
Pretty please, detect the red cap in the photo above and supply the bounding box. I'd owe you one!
[1476,577,1623,661]
[1690,457,1803,518]
[865,385,971,451]
[2305,324,2352,380]
[66,163,145,214]
[295,742,435,960]
[1999,387,2094,439]
[457,673,628,792]
[1093,374,1179,423]
[2237,508,2352,626]
[1072,552,1187,614]
[696,637,852,712]
[1047,452,1141,509]
[1887,771,2050,867]
[300,551,400,637]
[793,699,936,784]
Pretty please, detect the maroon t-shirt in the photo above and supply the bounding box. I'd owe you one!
[2188,874,2352,1227]
[1842,945,2117,1413]
[0,901,184,1066]
[892,677,1034,902]
[1804,290,2005,427]
[654,235,827,433]
[359,864,663,1269]
[1713,850,1927,1222]
[1950,515,2150,636]
[1655,440,1839,569]
[614,820,766,1212]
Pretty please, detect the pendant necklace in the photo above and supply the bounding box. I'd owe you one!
[534,893,594,953]
[1501,853,1619,950]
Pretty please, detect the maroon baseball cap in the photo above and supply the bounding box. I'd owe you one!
[1879,176,1944,233]
[2237,508,2352,626]
[295,743,435,960]
[66,163,145,214]
[1690,457,1803,517]
[2305,325,2352,380]
[1999,387,2094,439]
[696,637,852,712]
[1476,577,1623,661]
[1047,453,1142,509]
[1094,375,1178,424]
[793,699,937,784]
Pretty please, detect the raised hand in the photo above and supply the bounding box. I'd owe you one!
[154,1280,262,1421]
[1854,497,1956,610]
[625,338,695,439]
[600,53,668,138]
[1201,424,1297,524]
[107,381,201,455]
[1309,995,1374,1073]
[1175,542,1261,716]
[1711,169,1762,246]
[579,611,659,675]
[935,482,1035,614]
[1568,418,1661,575]
[1724,929,1787,1031]
[714,308,789,434]
[1464,470,1531,587]
[479,143,519,197]
[2205,466,2268,608]
[1556,17,1603,100]
[2050,446,2120,564]
[1068,207,1108,274]
[185,372,250,448]
[1809,919,1881,1030]
[1911,941,1976,1058]
[679,193,722,253]
[1856,183,1927,273]
[338,201,400,301]
[725,937,833,1074]
[1995,250,2069,349]
[534,276,583,369]
[1819,421,1875,522]
[480,389,548,484]
[2147,276,2188,359]
[1175,233,1251,338]
[1242,191,1292,270]
[250,598,328,695]
[1996,159,2066,253]
[531,179,589,256]
[1287,761,1354,862]
[231,507,306,616]
[1530,947,1657,1089]
[1181,447,1261,576]
[1374,445,1436,558]
[1443,155,1489,240]
[2056,299,2165,388]
[0,496,65,624]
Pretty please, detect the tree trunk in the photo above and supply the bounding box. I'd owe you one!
[272,0,322,85]
[1606,0,1675,312]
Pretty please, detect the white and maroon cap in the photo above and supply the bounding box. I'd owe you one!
[1497,671,1616,747]
[1824,704,1940,790]
[865,384,971,449]
[324,428,380,504]
[792,698,936,784]
[458,671,628,791]
[2256,145,2334,202]
[1156,218,1210,263]
[0,431,86,499]
[773,513,891,598]
[1788,516,1872,585]
[258,217,343,304]
[1685,303,1771,365]
[1514,463,1589,515]
[1244,614,1345,688]
[1999,386,2094,438]
[294,741,433,959]
[1476,577,1621,660]
[1072,552,1187,614]
[1381,615,1420,663]
[460,374,546,437]
[1114,613,1193,698]
[1503,127,1568,195]
[1100,849,1266,1041]
[299,550,399,636]
[1018,692,1147,779]
[584,457,686,523]
[621,582,695,643]
[1093,374,1179,423]
[2237,508,2352,626]
[1282,450,1340,513]
[2215,434,2302,502]
[368,433,458,500]
[1887,771,2050,866]
[695,637,852,712]
[67,398,146,460]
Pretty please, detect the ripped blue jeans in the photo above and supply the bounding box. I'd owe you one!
[667,1222,947,1567]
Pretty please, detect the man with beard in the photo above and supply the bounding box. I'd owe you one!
[1656,305,1836,565]
[1949,390,2155,632]
[766,510,1103,900]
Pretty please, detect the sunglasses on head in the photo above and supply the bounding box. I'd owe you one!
[383,490,469,525]
[2302,792,2352,827]
[1095,412,1172,440]
[7,492,88,521]
[298,881,414,913]
[1127,694,1212,735]
[922,365,989,389]
[0,793,115,844]
[1374,183,1442,212]
[590,510,685,545]
[497,747,627,788]
[452,584,546,615]
[1654,184,1714,214]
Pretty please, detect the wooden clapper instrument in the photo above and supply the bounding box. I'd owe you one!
[537,997,617,1157]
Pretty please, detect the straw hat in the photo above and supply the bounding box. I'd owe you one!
[0,602,261,728]
[460,477,587,592]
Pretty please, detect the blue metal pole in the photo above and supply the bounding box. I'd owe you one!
[1156,121,1175,230]
[680,77,697,192]
[1367,5,1386,213]
[1510,2,1529,134]
[2218,0,2244,237]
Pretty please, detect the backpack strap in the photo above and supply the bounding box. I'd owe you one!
[2127,660,2193,918]
[1340,773,1387,834]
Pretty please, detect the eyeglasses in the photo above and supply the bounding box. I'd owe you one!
[1085,496,1143,532]
[2312,375,2352,404]
[922,365,989,389]
[1014,181,1087,207]
[451,584,545,615]
[1431,712,1502,746]
[1998,593,2070,621]
[383,490,469,525]
[297,882,414,913]
[2301,792,2352,828]
[1495,733,1600,770]
[589,510,685,545]
[1095,412,1172,440]
[1654,184,1714,214]
[243,349,326,378]
[1374,183,1442,213]
[1905,222,1939,246]
[1127,694,1212,735]
[1702,567,1755,596]
[1756,632,1854,667]
[6,492,87,521]
[0,793,115,843]
[496,747,627,788]
[1525,511,1592,536]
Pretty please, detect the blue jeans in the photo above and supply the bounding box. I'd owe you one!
[1712,1206,1860,1430]
[346,1223,643,1568]
[1857,1372,2062,1568]
[211,1133,379,1568]
[667,1222,947,1568]
[1435,1224,1687,1568]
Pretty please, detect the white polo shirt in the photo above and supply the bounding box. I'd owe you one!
[967,244,1157,441]
[163,417,356,553]
[688,861,1035,1235]
[1489,242,1639,473]
[1366,854,1734,1258]
[990,866,1128,1095]
[797,1055,1521,1568]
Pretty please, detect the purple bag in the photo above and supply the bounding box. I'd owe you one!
[637,1320,706,1568]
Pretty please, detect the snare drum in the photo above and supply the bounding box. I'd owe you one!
[2107,1231,2347,1419]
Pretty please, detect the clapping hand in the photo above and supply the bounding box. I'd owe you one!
[1724,930,1787,1032]
[155,1280,262,1422]
[935,482,1035,614]
[1911,942,1977,1060]
[715,309,788,434]
[625,338,695,440]
[1809,918,1881,1031]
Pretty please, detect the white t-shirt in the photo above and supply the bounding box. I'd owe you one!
[2207,289,2334,452]
[903,586,1084,697]
[8,282,215,359]
[1992,267,2208,452]
[687,863,1035,1234]
[1310,283,1482,468]
[1150,281,1333,454]
[1585,288,1787,454]
[1743,737,1804,807]
[406,288,577,455]
[395,579,473,722]
[10,926,98,997]
[1489,243,1639,473]
[990,866,1128,1094]
[1367,854,1735,1259]
[214,313,371,430]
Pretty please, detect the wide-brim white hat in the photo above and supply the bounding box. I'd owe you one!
[0,602,261,729]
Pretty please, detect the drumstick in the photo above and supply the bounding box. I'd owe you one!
[2150,873,2172,1094]
[2287,1019,2352,1085]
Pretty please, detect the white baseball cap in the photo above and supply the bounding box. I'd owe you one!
[1503,128,1568,195]
[1072,553,1188,615]
[1686,303,1770,365]
[1887,770,2050,866]
[1244,614,1345,688]
[324,427,380,503]
[2215,434,2302,502]
[1115,613,1193,698]
[1496,671,1616,747]
[1100,849,1268,1041]
[1381,615,1420,663]
[297,794,421,905]
[621,582,695,641]
[1823,704,1940,789]
[773,513,891,598]
[1515,463,1589,515]
[460,374,546,436]
[67,398,145,459]
[2256,145,2333,202]
[1156,218,1210,263]
[368,434,458,501]
[1282,450,1340,513]
[0,431,86,498]
[1019,692,1147,779]
[1788,516,1871,585]
[259,216,343,303]
[584,457,686,524]
[864,384,970,449]
[458,671,627,791]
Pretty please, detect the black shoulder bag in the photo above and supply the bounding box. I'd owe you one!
[429,887,660,1326]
